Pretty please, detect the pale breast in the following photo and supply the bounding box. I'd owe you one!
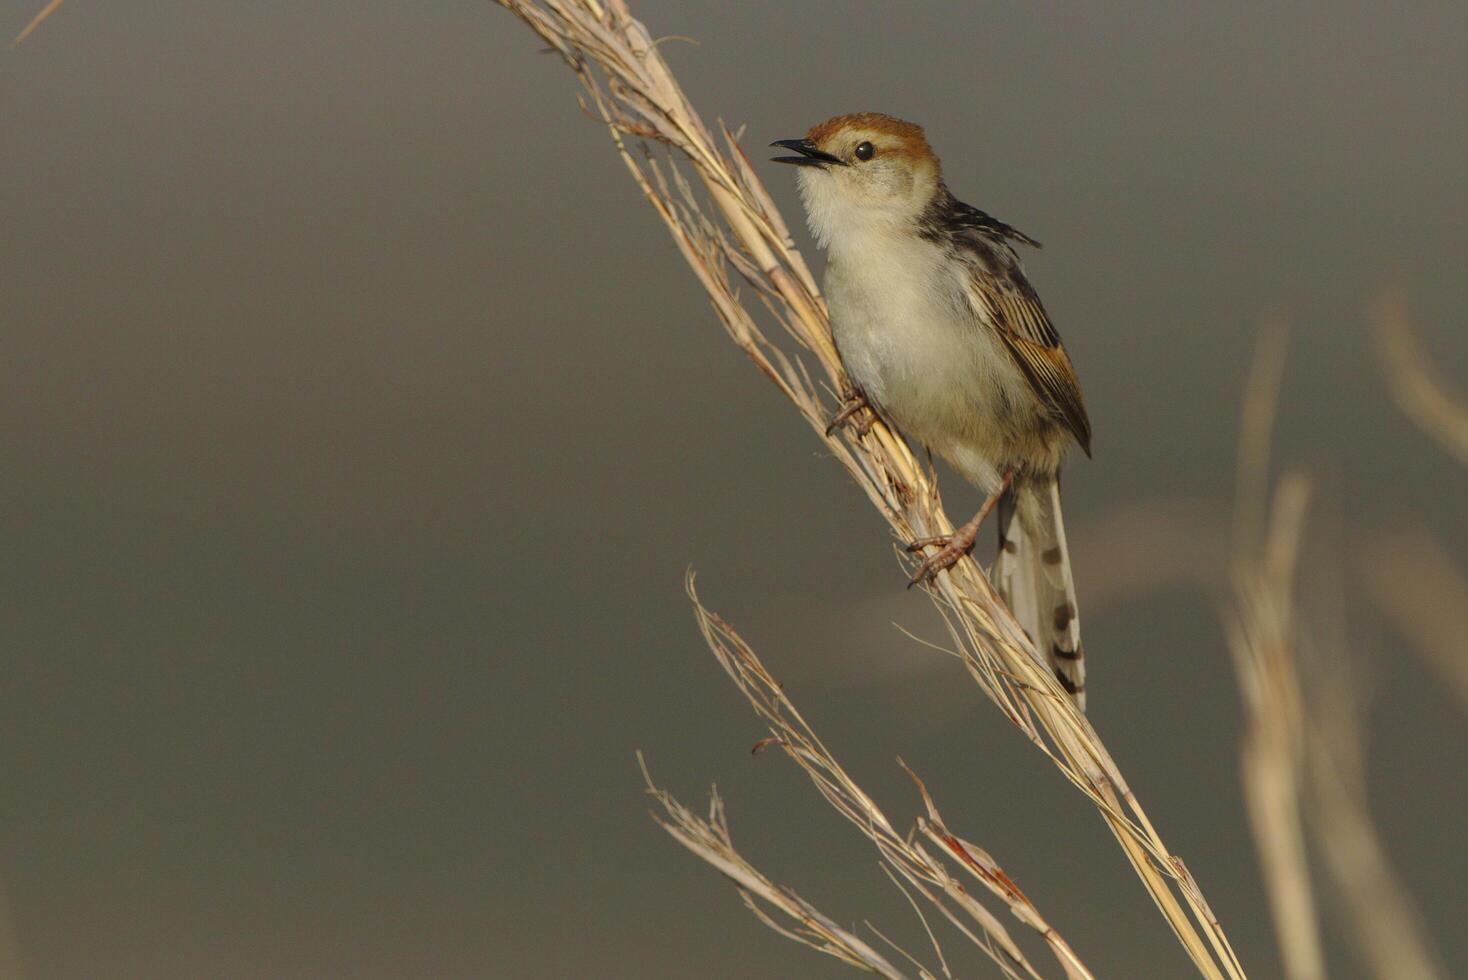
[824,233,1054,488]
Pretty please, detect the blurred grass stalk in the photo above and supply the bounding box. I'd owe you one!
[497,1,1245,975]
[1229,324,1326,980]
[11,0,67,48]
[1372,291,1468,468]
[1228,321,1449,980]
[1363,291,1468,708]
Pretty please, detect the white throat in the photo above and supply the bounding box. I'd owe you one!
[795,168,935,251]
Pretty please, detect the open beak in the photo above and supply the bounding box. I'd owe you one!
[770,138,846,168]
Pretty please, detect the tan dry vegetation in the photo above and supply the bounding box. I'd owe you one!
[496,2,1462,977]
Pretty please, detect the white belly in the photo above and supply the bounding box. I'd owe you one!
[824,235,1044,491]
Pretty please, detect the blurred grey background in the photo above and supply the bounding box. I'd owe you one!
[3,1,1466,977]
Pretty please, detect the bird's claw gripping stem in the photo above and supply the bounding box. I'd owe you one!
[905,471,1013,588]
[825,391,876,437]
[906,524,982,588]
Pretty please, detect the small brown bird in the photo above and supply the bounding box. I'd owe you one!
[773,112,1092,708]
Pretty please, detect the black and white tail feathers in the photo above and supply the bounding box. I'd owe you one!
[994,478,1085,710]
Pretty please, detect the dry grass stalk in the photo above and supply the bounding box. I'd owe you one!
[1359,527,1468,712]
[680,574,1093,980]
[1304,680,1446,980]
[1227,326,1326,980]
[1228,472,1325,980]
[899,763,1093,980]
[1229,477,1447,980]
[1326,294,1461,978]
[1234,316,1291,558]
[639,754,920,980]
[11,0,66,47]
[1228,327,1447,980]
[1364,295,1468,711]
[496,2,1245,975]
[1372,290,1468,467]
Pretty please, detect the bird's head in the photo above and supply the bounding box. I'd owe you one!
[771,112,942,246]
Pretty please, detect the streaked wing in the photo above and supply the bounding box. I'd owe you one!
[948,205,1092,454]
[999,329,1091,455]
[947,200,1043,249]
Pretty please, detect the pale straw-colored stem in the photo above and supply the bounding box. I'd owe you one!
[1227,324,1446,980]
[1372,289,1468,468]
[498,2,1247,976]
[684,576,1083,980]
[11,0,67,47]
[639,754,921,980]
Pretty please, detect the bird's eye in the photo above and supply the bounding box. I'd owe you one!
[854,141,875,161]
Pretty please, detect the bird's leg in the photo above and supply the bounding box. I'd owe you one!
[825,387,875,437]
[906,470,1014,587]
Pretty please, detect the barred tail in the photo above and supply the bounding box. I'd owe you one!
[994,477,1085,710]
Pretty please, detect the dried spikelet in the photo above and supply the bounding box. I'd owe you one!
[498,2,1246,976]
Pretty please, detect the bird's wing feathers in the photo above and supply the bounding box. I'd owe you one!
[947,200,1043,250]
[997,331,1091,456]
[950,207,1092,455]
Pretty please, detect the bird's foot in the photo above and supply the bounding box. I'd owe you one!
[905,525,981,588]
[904,472,1014,588]
[825,391,875,437]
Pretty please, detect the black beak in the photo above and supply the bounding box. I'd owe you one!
[770,138,846,168]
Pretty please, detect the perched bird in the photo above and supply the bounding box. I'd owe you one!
[772,112,1092,709]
